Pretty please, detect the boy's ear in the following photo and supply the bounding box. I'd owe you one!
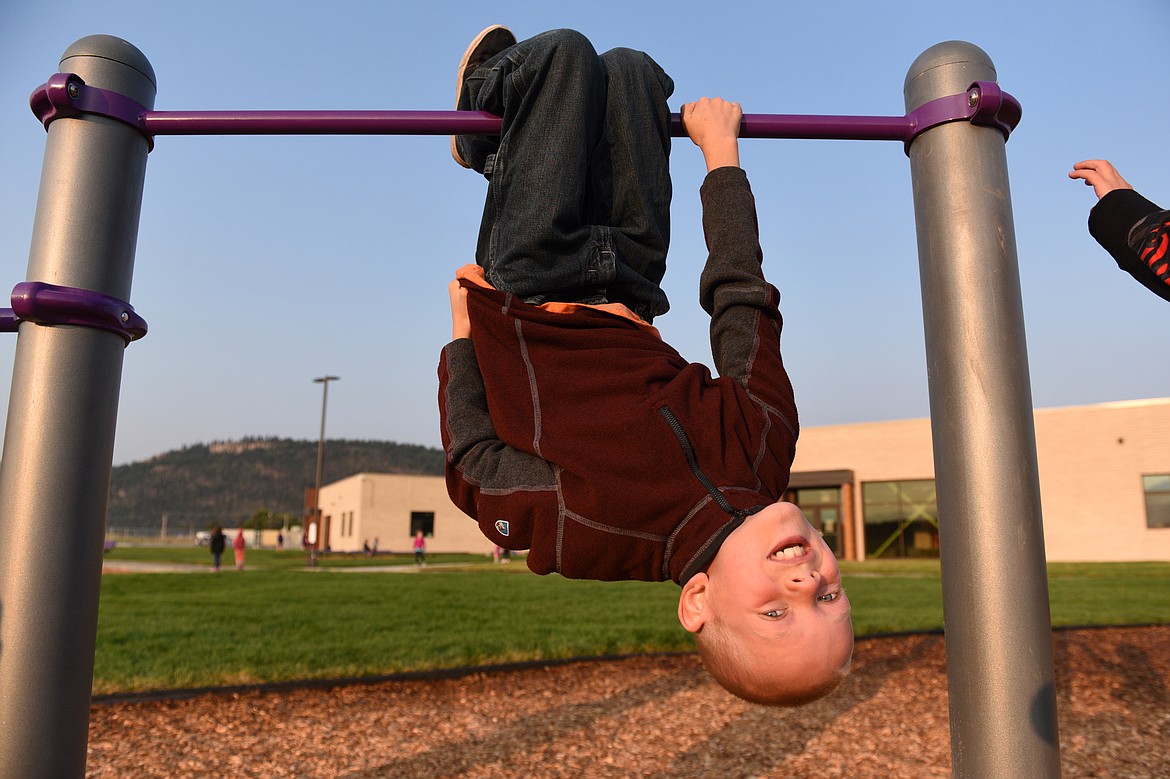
[678,573,710,634]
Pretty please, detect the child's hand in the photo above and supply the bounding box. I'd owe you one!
[448,279,471,340]
[1069,160,1133,200]
[681,97,742,172]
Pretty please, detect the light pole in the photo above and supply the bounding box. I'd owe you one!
[310,375,339,567]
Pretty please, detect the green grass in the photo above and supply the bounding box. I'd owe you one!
[1047,562,1170,625]
[92,557,1170,694]
[94,570,684,693]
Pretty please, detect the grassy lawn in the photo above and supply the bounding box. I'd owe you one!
[95,569,685,693]
[92,555,1170,694]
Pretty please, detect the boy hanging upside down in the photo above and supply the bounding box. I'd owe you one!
[438,26,853,706]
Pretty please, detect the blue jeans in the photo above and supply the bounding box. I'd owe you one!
[457,29,674,323]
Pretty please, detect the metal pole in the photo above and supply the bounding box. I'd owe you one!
[904,42,1060,777]
[0,35,155,778]
[311,375,338,566]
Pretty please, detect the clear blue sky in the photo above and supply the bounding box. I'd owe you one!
[1,1,1166,466]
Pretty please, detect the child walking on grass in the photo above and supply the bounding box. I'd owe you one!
[438,26,852,706]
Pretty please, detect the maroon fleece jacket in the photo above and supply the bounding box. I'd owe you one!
[438,166,798,585]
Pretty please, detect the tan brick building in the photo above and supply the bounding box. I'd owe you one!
[317,472,496,555]
[789,397,1170,561]
[318,398,1170,562]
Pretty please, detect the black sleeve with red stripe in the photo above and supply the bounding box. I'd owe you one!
[1088,189,1170,303]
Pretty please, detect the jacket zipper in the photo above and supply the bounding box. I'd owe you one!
[657,406,746,521]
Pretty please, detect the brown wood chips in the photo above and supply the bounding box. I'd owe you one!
[86,625,1169,778]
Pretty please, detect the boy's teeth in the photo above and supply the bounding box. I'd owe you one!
[778,544,804,559]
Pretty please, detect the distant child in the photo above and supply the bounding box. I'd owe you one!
[209,524,226,573]
[439,27,852,706]
[413,530,426,566]
[1069,159,1170,302]
[233,528,246,571]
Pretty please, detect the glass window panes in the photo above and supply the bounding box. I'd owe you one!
[861,479,939,558]
[1144,475,1170,529]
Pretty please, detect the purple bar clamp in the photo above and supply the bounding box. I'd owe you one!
[30,74,1021,155]
[0,282,147,344]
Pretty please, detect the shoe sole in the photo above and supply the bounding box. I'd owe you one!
[452,25,516,168]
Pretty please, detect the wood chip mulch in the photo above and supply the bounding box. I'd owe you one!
[85,625,1169,778]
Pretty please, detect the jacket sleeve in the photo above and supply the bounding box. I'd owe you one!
[438,337,556,550]
[697,166,799,438]
[1088,188,1170,302]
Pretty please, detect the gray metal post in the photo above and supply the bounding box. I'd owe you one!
[904,42,1060,777]
[0,36,155,777]
[310,375,339,566]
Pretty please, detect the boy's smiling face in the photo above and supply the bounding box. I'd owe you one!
[679,501,854,704]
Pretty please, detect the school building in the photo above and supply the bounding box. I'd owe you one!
[315,472,496,555]
[316,397,1170,562]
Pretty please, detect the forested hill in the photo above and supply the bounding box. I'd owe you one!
[107,437,445,529]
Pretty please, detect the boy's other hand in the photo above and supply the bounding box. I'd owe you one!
[1069,159,1133,200]
[682,97,742,172]
[449,279,471,340]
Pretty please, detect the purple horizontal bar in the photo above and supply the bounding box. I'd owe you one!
[142,109,505,137]
[140,109,915,141]
[736,113,911,141]
[32,73,1020,148]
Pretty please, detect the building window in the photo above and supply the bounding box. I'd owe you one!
[1144,475,1170,529]
[410,511,435,537]
[861,479,939,559]
[791,487,842,556]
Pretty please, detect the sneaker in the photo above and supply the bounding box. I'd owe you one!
[452,24,516,168]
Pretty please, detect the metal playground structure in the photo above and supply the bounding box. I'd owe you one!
[0,34,1060,778]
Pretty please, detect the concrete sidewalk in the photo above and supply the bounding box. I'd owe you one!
[317,562,488,573]
[102,559,209,574]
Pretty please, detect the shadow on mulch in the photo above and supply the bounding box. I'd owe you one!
[86,626,1170,779]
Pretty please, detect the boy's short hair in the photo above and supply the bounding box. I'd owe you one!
[694,615,851,707]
